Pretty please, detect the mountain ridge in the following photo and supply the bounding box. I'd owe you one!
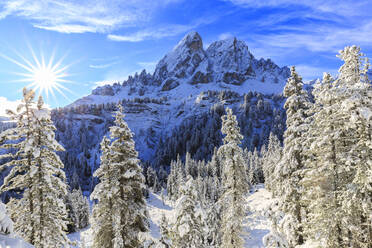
[70,31,290,108]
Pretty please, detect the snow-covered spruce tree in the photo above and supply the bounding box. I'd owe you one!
[91,104,148,248]
[218,107,248,248]
[210,147,222,179]
[0,202,13,234]
[248,148,262,186]
[66,188,90,232]
[170,176,204,248]
[158,214,172,248]
[262,133,282,195]
[174,156,186,200]
[91,136,114,248]
[205,202,222,247]
[185,152,196,178]
[166,160,177,200]
[166,155,185,201]
[276,66,311,247]
[0,91,70,247]
[147,166,161,192]
[303,46,372,247]
[336,48,372,248]
[263,199,289,248]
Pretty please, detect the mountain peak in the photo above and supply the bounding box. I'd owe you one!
[174,31,203,52]
[153,31,207,85]
[88,31,290,99]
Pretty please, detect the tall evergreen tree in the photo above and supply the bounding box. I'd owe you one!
[170,176,204,248]
[91,104,148,248]
[205,202,221,247]
[66,188,90,232]
[0,89,70,247]
[278,66,311,247]
[262,133,282,195]
[218,107,248,248]
[303,46,372,247]
[91,136,114,248]
[158,214,171,248]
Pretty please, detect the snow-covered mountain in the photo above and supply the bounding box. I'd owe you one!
[33,32,290,193]
[71,31,289,108]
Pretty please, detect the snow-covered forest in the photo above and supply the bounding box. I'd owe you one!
[0,42,371,248]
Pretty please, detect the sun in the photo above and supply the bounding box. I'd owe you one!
[24,54,71,99]
[32,66,58,90]
[1,47,73,101]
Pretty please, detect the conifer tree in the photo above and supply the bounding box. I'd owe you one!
[66,188,90,231]
[0,89,70,247]
[158,214,171,248]
[170,176,204,248]
[278,66,311,247]
[205,202,221,247]
[91,104,148,248]
[337,49,371,248]
[218,108,248,248]
[91,137,114,248]
[262,133,282,195]
[263,199,289,248]
[167,160,177,200]
[303,46,372,247]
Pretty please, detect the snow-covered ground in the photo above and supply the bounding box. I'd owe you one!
[0,234,33,248]
[244,185,274,247]
[68,185,273,247]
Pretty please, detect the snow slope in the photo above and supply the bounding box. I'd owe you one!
[0,234,33,248]
[68,185,273,247]
[244,185,274,247]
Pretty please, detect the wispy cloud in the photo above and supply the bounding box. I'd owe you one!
[92,80,119,88]
[108,24,196,42]
[0,0,180,33]
[227,0,372,53]
[295,65,338,81]
[108,16,219,42]
[227,0,371,17]
[89,61,120,69]
[225,0,372,79]
[249,21,372,53]
[218,32,234,40]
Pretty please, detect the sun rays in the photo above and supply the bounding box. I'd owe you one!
[0,46,75,102]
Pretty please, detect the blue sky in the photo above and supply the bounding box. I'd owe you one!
[0,0,371,113]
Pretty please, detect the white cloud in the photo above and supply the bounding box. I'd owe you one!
[89,61,120,69]
[93,80,118,88]
[250,21,372,53]
[227,0,371,17]
[295,65,338,81]
[0,0,179,33]
[227,0,372,53]
[218,32,234,40]
[108,24,197,42]
[0,97,22,117]
[108,16,218,42]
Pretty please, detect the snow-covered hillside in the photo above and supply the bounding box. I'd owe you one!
[69,185,274,248]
